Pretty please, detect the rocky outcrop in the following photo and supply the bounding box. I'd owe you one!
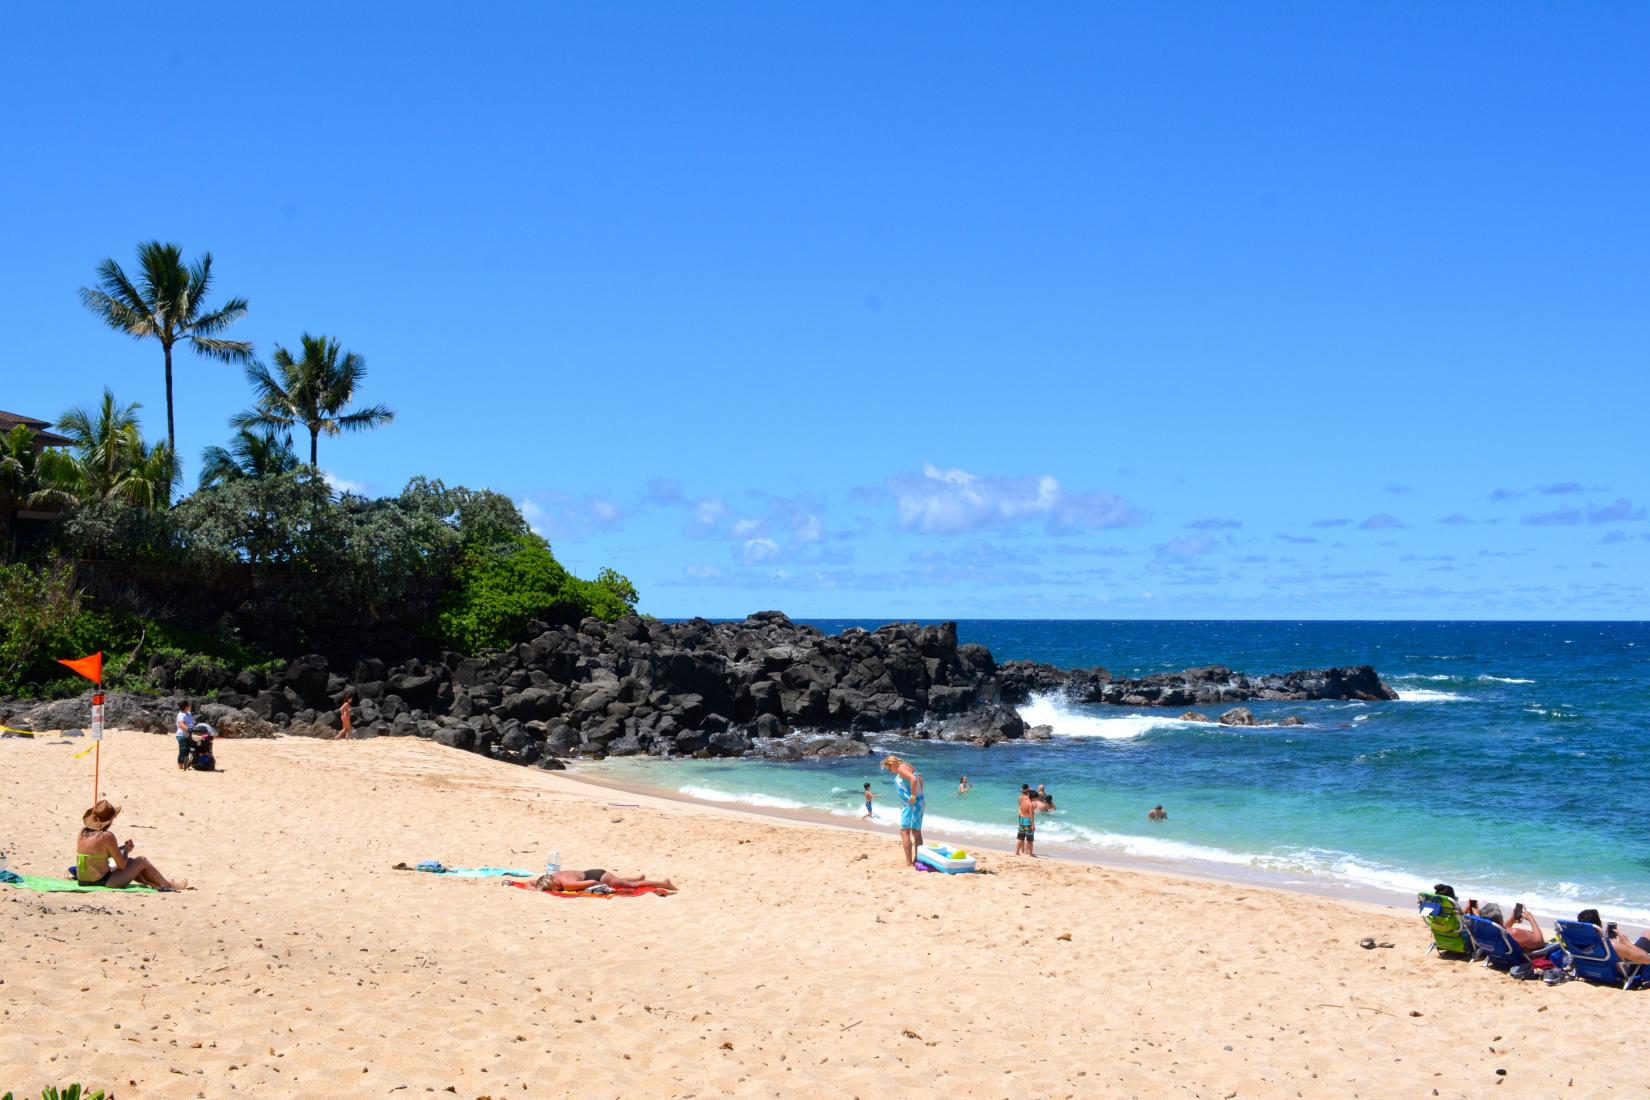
[998,661,1397,707]
[1,612,1395,768]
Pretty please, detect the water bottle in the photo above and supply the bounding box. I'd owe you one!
[546,850,560,875]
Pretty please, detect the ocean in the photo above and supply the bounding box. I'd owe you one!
[589,620,1650,921]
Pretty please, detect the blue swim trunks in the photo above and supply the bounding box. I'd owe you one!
[900,796,925,830]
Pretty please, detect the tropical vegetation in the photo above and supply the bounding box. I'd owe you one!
[0,241,639,696]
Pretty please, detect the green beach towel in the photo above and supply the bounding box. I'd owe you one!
[2,872,155,893]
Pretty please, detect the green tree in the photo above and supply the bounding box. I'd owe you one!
[199,427,300,490]
[78,241,252,456]
[54,389,180,507]
[0,424,78,555]
[172,468,335,568]
[234,334,394,467]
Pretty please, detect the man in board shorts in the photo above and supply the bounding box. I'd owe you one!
[1016,786,1037,857]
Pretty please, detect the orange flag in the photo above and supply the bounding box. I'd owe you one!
[57,651,103,684]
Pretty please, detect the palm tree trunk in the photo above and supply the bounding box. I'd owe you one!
[309,426,319,467]
[163,340,176,456]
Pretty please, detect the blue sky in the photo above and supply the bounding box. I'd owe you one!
[5,4,1647,618]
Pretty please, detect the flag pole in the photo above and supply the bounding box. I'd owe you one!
[93,694,101,801]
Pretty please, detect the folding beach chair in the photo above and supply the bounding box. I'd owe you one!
[1462,914,1557,976]
[1554,920,1649,990]
[1417,892,1472,956]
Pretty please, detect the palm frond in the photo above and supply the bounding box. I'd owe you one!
[332,404,396,432]
[189,297,250,337]
[197,444,242,490]
[183,252,215,323]
[77,288,155,336]
[190,335,256,363]
[92,257,151,312]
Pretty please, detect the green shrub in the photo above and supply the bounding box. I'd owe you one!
[0,558,88,695]
[436,535,637,651]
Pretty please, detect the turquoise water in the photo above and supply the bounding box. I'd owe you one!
[593,621,1650,921]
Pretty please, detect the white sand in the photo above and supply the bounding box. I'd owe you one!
[1,730,1643,1098]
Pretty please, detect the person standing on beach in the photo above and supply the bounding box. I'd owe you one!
[1016,786,1037,857]
[175,700,195,771]
[880,755,924,866]
[331,695,353,741]
[861,783,876,820]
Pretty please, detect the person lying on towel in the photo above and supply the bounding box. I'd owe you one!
[531,867,677,893]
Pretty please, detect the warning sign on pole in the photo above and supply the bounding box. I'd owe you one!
[91,692,104,741]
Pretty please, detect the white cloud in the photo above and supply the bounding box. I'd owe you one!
[322,470,368,496]
[518,491,628,541]
[737,537,783,564]
[887,463,1142,535]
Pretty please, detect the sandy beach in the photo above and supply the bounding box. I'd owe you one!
[1,730,1643,1099]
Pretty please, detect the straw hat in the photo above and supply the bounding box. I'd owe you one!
[82,799,120,829]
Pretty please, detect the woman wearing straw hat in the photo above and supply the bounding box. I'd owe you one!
[75,800,186,891]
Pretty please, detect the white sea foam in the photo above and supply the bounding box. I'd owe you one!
[1016,694,1210,740]
[1352,713,1371,723]
[1478,675,1535,684]
[1394,688,1469,702]
[675,781,1650,924]
[677,785,811,811]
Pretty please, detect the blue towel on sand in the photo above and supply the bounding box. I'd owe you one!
[410,862,532,877]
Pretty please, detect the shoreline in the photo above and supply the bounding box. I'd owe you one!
[561,759,1645,934]
[561,762,1415,919]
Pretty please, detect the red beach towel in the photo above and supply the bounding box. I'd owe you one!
[507,881,672,899]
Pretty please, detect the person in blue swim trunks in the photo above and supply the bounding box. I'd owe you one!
[880,754,925,867]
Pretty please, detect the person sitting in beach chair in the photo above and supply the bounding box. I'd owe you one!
[531,867,677,893]
[1555,910,1650,989]
[1416,885,1471,955]
[74,800,186,891]
[1576,909,1650,965]
[1463,902,1560,972]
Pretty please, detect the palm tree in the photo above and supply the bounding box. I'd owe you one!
[78,241,253,456]
[56,389,143,501]
[234,333,394,467]
[118,438,182,508]
[199,427,299,490]
[0,424,79,555]
[54,389,180,506]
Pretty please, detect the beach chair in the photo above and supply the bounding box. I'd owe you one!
[1554,920,1649,990]
[1462,915,1549,975]
[1417,892,1472,956]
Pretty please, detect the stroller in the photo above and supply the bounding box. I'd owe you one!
[186,723,218,771]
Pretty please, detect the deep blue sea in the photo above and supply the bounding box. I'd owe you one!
[593,621,1650,921]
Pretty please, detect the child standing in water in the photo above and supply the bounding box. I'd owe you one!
[861,783,876,820]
